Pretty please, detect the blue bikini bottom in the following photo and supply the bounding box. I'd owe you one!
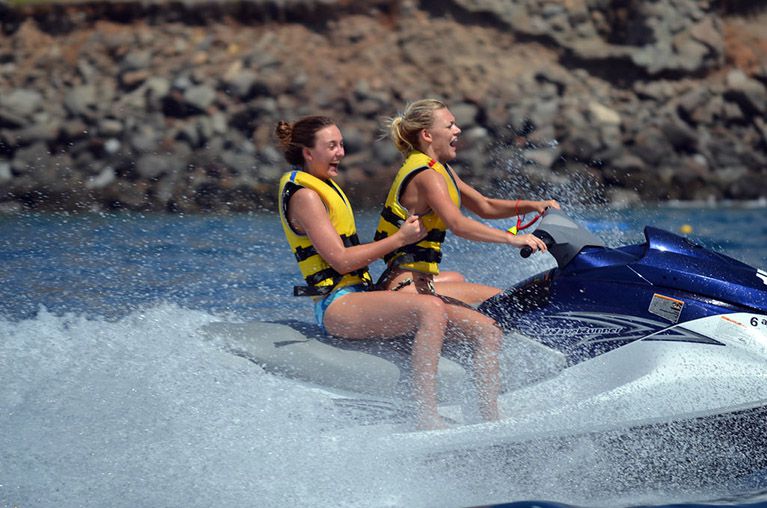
[313,284,369,334]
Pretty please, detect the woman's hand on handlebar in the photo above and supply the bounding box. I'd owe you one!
[508,232,548,253]
[534,199,561,214]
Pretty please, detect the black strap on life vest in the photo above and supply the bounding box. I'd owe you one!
[294,265,372,296]
[293,233,361,263]
[382,243,443,266]
[379,206,405,229]
[373,228,445,244]
[293,233,370,297]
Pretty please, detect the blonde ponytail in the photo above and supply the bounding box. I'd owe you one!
[386,99,447,155]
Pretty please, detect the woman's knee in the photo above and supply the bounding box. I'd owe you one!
[413,295,449,325]
[464,317,503,352]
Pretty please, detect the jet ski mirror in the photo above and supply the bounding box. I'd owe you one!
[520,209,605,268]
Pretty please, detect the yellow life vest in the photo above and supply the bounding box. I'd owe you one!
[278,169,372,297]
[374,151,461,275]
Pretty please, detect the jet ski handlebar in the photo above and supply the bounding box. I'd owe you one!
[517,209,606,268]
[520,230,555,259]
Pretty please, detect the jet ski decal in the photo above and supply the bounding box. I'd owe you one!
[524,311,722,363]
[648,293,684,323]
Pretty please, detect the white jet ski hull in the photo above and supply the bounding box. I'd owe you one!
[200,312,767,426]
[199,320,473,405]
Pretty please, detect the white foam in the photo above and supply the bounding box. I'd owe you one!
[1,304,762,508]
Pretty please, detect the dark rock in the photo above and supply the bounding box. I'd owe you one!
[63,85,98,118]
[658,114,698,151]
[220,150,257,176]
[10,142,49,175]
[632,126,675,165]
[135,153,188,180]
[11,120,60,145]
[0,109,27,129]
[184,85,217,112]
[119,49,152,72]
[724,69,767,116]
[85,166,117,190]
[223,69,259,99]
[0,89,42,118]
[451,102,480,128]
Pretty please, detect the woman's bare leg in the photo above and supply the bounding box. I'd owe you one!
[323,291,449,430]
[379,270,502,418]
[382,268,500,306]
[435,271,501,305]
[434,271,466,283]
[443,304,503,421]
[435,281,501,306]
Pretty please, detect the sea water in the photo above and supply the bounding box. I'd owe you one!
[1,205,767,508]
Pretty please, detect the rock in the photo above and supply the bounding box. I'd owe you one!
[120,49,152,72]
[10,142,49,175]
[755,117,767,146]
[689,17,724,55]
[223,69,258,99]
[726,171,765,200]
[659,114,698,151]
[98,118,124,137]
[104,138,121,154]
[0,89,42,118]
[587,101,621,126]
[676,86,714,125]
[372,139,401,167]
[460,126,490,151]
[0,108,26,129]
[606,188,642,209]
[183,85,217,112]
[120,69,150,89]
[220,150,257,176]
[672,36,710,72]
[451,102,480,128]
[632,126,675,165]
[725,69,767,115]
[11,120,60,145]
[145,77,171,101]
[522,147,561,169]
[128,125,160,154]
[63,85,98,117]
[340,125,365,155]
[86,166,116,189]
[135,153,188,180]
[0,161,12,183]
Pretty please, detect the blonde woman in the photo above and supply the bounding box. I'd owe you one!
[375,99,560,305]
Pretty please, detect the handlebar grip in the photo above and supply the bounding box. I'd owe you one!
[520,246,533,258]
[520,231,554,258]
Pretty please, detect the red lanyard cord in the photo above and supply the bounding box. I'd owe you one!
[517,212,542,231]
[507,199,542,235]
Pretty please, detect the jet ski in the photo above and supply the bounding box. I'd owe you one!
[199,209,767,493]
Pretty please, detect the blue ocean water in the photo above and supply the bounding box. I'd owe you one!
[1,205,767,508]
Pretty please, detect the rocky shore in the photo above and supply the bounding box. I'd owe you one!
[0,0,766,213]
